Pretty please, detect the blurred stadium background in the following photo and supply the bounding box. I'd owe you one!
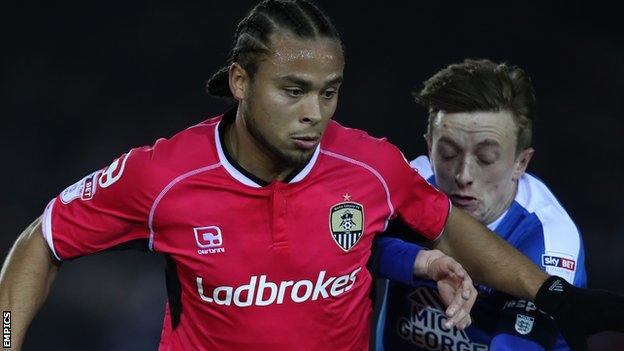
[2,1,623,349]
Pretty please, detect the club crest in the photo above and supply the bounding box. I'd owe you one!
[329,202,364,251]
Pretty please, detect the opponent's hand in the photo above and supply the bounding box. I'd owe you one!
[413,249,477,330]
[535,276,624,351]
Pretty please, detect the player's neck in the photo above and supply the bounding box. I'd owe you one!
[224,115,297,184]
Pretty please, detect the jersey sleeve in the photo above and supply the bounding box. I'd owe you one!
[380,142,450,242]
[41,146,158,260]
[374,236,422,285]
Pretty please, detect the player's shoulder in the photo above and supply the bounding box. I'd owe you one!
[102,116,222,191]
[516,173,577,229]
[321,120,407,168]
[515,173,582,254]
[146,116,220,166]
[132,116,220,168]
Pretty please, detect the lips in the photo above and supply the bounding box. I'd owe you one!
[450,194,478,209]
[291,135,319,150]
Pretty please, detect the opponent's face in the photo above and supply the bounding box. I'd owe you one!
[428,111,533,224]
[234,33,344,167]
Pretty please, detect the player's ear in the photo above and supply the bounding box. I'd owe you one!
[512,147,534,181]
[228,63,249,101]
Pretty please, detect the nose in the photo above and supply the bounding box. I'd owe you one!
[300,95,322,124]
[455,158,474,187]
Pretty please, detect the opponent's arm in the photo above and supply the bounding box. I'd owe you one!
[0,217,60,350]
[413,248,477,330]
[375,236,476,329]
[431,206,547,299]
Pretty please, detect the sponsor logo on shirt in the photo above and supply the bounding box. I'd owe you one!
[541,252,577,284]
[397,287,488,350]
[98,152,130,188]
[193,226,225,255]
[541,255,576,271]
[60,170,101,204]
[196,267,362,307]
[329,194,365,251]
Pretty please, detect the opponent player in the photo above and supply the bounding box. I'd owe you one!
[375,59,587,351]
[1,1,622,350]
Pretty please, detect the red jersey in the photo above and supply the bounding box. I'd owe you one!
[41,110,450,350]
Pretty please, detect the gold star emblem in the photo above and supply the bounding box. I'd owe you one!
[343,193,351,201]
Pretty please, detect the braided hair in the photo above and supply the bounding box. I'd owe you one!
[205,0,343,98]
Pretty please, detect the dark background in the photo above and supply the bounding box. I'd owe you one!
[2,1,623,350]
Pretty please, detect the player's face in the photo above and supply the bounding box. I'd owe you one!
[428,111,533,224]
[240,33,344,167]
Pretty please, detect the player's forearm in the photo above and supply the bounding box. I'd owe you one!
[431,206,547,299]
[0,217,60,350]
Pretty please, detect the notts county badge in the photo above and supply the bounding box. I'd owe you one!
[329,194,364,251]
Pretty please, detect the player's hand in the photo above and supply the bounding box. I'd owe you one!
[535,276,624,351]
[413,249,477,330]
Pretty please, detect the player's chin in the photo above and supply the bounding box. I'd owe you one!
[278,148,313,168]
[455,205,482,221]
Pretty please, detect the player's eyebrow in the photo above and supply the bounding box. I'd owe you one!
[277,75,312,88]
[437,136,461,149]
[324,76,343,87]
[276,75,343,89]
[475,139,501,148]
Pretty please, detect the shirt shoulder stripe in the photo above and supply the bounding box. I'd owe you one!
[148,163,222,251]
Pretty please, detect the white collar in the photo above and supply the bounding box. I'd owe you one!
[214,120,320,187]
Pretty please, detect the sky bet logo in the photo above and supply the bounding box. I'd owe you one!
[542,255,576,271]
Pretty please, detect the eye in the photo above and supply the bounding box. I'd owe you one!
[438,145,458,161]
[284,88,304,97]
[476,151,498,165]
[477,155,497,165]
[440,152,457,161]
[322,89,337,99]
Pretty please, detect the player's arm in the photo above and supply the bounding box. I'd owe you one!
[0,217,60,350]
[432,207,624,350]
[486,217,582,351]
[431,207,547,299]
[0,146,160,349]
[376,236,477,329]
[375,144,545,299]
[375,236,422,284]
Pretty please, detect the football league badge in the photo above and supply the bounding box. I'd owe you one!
[329,195,364,251]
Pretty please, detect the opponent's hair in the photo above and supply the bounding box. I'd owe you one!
[205,0,342,98]
[414,59,536,153]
